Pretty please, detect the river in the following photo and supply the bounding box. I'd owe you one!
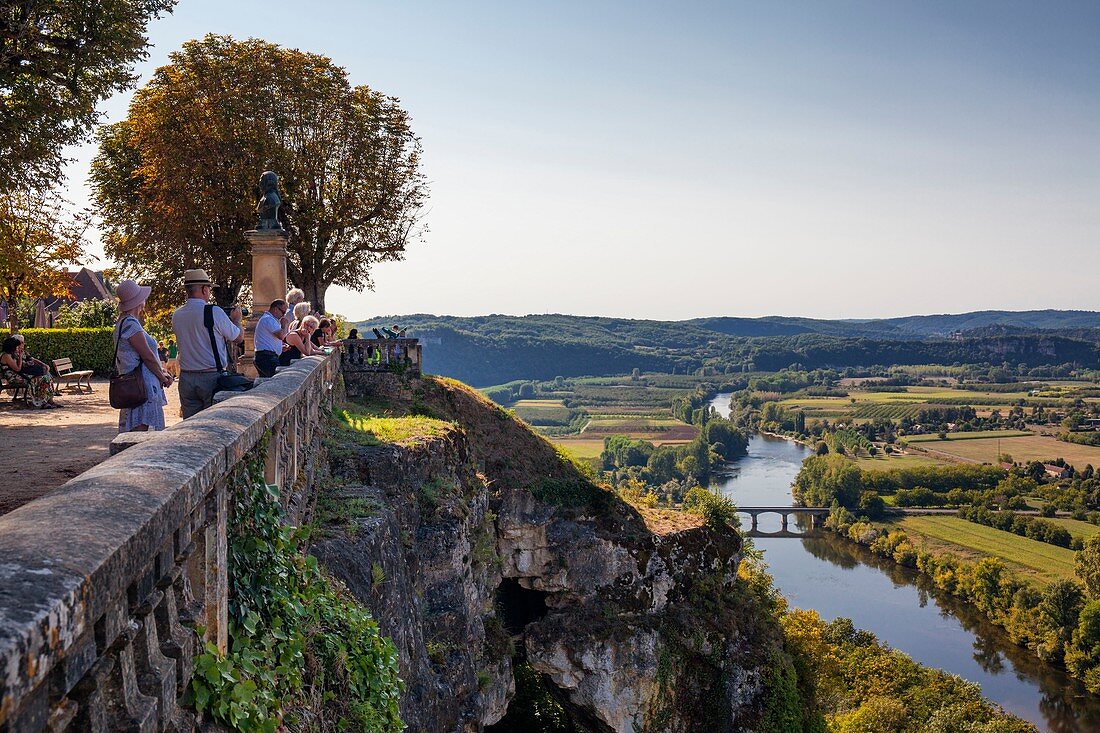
[708,393,1100,732]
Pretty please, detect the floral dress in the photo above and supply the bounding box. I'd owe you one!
[0,354,54,408]
[115,316,167,432]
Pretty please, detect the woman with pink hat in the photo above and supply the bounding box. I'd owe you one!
[114,279,174,433]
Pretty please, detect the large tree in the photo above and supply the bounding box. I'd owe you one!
[0,0,174,191]
[91,34,427,311]
[0,189,88,331]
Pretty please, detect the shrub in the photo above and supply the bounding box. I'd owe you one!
[683,487,739,529]
[19,327,114,374]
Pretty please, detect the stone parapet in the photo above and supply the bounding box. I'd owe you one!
[0,354,338,732]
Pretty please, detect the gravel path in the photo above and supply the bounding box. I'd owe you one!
[0,378,182,516]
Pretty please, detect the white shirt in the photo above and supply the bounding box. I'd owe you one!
[171,298,241,371]
[254,310,284,353]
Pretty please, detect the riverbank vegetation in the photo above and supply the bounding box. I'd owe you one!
[822,503,1100,693]
[782,610,1035,732]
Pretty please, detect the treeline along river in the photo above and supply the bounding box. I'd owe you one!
[708,393,1100,732]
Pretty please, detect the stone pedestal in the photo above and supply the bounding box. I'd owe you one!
[240,228,289,378]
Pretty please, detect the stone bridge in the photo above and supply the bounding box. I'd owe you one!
[737,506,830,538]
[0,354,342,732]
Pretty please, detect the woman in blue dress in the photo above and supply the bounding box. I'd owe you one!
[113,279,174,433]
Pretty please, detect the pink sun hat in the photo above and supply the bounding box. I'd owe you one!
[116,279,152,311]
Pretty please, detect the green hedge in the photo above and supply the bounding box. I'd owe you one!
[18,328,115,375]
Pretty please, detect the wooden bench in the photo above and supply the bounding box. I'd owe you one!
[0,372,28,403]
[53,358,93,393]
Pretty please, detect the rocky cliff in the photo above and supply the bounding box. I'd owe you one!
[312,374,799,732]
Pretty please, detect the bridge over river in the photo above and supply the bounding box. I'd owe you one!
[736,505,1069,539]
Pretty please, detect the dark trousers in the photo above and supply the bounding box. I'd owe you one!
[255,350,279,378]
[179,371,220,419]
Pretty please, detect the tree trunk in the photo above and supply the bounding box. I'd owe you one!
[297,277,329,314]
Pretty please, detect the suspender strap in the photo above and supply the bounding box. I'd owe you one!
[204,305,225,373]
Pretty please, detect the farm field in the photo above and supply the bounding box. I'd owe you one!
[914,434,1100,469]
[551,415,699,462]
[1047,517,1100,541]
[895,516,1076,587]
[851,453,946,470]
[511,399,571,425]
[775,382,1096,425]
[581,415,699,443]
[551,438,605,461]
[906,430,1033,443]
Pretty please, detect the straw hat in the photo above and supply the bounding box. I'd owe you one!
[116,279,152,311]
[183,268,212,285]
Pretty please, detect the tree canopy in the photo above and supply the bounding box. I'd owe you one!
[0,189,88,331]
[91,34,427,310]
[0,0,174,190]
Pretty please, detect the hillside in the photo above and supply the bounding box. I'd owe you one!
[356,312,1100,386]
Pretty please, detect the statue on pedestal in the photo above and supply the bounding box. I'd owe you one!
[255,170,283,230]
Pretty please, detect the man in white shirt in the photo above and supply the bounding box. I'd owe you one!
[171,269,244,418]
[254,299,289,378]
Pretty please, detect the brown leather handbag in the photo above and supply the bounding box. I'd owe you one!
[109,316,148,409]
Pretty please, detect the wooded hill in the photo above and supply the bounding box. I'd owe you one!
[354,312,1100,387]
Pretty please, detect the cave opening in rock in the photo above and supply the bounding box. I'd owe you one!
[496,578,549,635]
[486,652,613,733]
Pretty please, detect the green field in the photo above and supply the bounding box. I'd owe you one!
[906,430,1033,443]
[1047,518,1100,541]
[913,433,1100,469]
[851,453,946,470]
[552,439,606,460]
[511,399,572,425]
[581,416,698,442]
[896,516,1077,586]
[775,381,1094,426]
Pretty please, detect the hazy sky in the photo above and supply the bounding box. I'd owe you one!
[66,1,1100,321]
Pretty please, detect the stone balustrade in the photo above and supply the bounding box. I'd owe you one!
[0,354,338,732]
[341,338,422,376]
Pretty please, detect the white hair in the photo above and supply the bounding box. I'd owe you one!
[286,288,305,305]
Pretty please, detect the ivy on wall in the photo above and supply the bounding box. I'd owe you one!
[190,442,403,731]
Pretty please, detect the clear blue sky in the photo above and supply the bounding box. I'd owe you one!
[67,0,1100,321]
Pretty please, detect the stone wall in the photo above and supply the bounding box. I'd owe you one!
[0,355,338,733]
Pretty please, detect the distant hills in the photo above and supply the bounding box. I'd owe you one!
[354,311,1100,386]
[691,310,1100,340]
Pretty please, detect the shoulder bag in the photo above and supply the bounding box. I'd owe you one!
[109,316,149,409]
[205,305,254,394]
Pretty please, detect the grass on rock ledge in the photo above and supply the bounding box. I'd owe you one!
[335,401,454,446]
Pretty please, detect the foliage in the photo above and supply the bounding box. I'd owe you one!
[190,454,403,731]
[959,506,1074,549]
[0,0,175,190]
[1076,535,1100,599]
[792,455,863,508]
[19,327,114,374]
[52,299,119,328]
[787,611,1038,733]
[1061,431,1100,448]
[0,189,89,331]
[682,487,739,530]
[487,661,574,731]
[92,34,427,311]
[795,457,1007,509]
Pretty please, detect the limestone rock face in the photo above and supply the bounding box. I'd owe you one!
[319,373,779,732]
